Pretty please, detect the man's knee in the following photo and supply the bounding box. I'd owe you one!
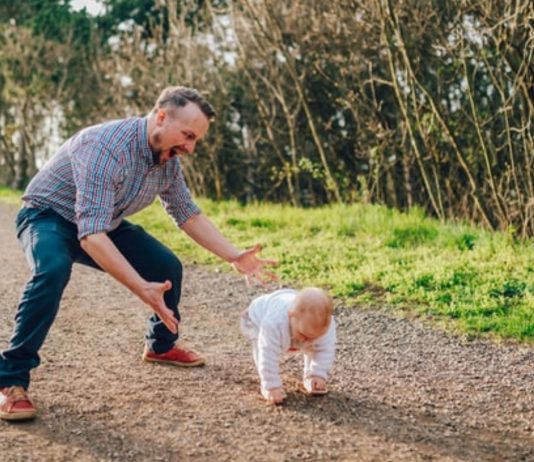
[161,253,183,282]
[34,257,72,292]
[18,257,72,321]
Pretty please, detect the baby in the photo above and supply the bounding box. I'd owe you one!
[241,287,336,404]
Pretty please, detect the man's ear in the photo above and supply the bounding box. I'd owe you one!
[156,109,166,125]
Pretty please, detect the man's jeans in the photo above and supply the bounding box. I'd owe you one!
[0,207,183,389]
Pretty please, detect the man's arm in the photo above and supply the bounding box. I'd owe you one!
[180,213,278,285]
[80,232,179,334]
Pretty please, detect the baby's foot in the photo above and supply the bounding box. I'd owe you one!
[304,377,328,395]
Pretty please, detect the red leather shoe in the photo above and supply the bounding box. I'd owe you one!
[0,386,37,421]
[143,345,206,367]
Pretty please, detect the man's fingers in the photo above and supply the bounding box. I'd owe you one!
[162,313,178,334]
[261,259,278,267]
[161,313,177,333]
[262,270,279,282]
[157,304,178,334]
[252,270,279,286]
[255,276,268,288]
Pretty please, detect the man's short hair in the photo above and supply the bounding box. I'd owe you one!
[153,86,216,121]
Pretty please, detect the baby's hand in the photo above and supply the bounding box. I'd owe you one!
[304,376,328,395]
[262,386,287,404]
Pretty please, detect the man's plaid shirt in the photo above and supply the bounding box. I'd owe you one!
[23,117,200,239]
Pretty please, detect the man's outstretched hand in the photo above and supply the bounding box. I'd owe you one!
[138,280,179,334]
[79,232,179,334]
[231,243,278,286]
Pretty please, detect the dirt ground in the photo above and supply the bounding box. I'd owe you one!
[0,202,533,462]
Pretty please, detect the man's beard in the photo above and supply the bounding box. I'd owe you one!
[149,133,184,164]
[152,151,162,165]
[150,132,163,164]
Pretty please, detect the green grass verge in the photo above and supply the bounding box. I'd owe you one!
[1,187,532,343]
[132,199,534,344]
[0,186,23,205]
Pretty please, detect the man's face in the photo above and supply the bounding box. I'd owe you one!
[149,102,210,164]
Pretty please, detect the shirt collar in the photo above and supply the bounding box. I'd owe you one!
[138,117,155,167]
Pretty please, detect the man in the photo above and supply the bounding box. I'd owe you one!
[0,86,277,421]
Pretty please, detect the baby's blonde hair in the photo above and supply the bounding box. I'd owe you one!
[290,287,333,337]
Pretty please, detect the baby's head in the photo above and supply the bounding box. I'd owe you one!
[289,287,333,342]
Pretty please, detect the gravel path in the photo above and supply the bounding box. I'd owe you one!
[0,202,532,461]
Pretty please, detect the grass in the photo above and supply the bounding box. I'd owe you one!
[0,186,23,205]
[1,186,533,343]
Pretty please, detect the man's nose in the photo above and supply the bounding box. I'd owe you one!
[185,141,196,155]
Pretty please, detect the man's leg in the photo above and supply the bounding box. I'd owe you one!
[75,220,204,366]
[0,208,76,414]
[105,221,183,354]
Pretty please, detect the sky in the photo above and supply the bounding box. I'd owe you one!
[71,0,105,16]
